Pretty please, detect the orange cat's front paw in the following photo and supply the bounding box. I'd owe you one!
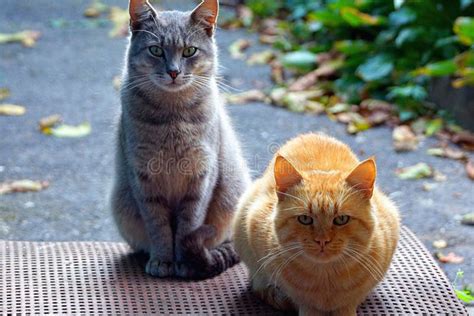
[254,285,295,311]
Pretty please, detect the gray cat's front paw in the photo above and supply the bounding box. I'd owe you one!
[145,258,174,277]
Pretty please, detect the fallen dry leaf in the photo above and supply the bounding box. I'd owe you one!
[259,34,278,44]
[225,90,268,104]
[328,103,350,114]
[259,18,279,36]
[461,213,474,225]
[393,125,418,152]
[270,60,284,84]
[452,131,474,151]
[346,115,371,134]
[359,99,392,112]
[433,239,447,249]
[435,252,464,264]
[236,5,253,28]
[84,0,108,18]
[427,147,467,161]
[44,122,92,138]
[396,163,433,180]
[422,182,437,191]
[113,75,122,91]
[39,114,62,131]
[366,110,390,126]
[0,104,26,116]
[466,160,474,180]
[281,90,324,113]
[109,6,129,38]
[0,88,10,101]
[228,39,251,59]
[0,30,41,47]
[433,170,447,182]
[0,180,49,195]
[288,62,340,92]
[247,50,274,65]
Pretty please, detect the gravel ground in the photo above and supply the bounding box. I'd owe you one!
[0,0,473,292]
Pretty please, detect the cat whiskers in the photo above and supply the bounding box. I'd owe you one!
[342,247,385,281]
[191,74,240,93]
[252,243,302,281]
[270,250,305,286]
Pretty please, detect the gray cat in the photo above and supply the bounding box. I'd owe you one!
[110,0,250,279]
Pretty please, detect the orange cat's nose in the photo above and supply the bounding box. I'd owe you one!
[314,238,332,251]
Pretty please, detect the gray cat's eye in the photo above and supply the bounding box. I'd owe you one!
[297,215,313,225]
[183,47,197,57]
[149,46,164,57]
[333,215,351,226]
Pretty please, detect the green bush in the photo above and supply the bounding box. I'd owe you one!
[247,0,474,121]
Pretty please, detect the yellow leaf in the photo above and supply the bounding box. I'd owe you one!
[0,180,49,195]
[47,122,92,138]
[109,7,129,38]
[228,39,251,59]
[246,50,275,65]
[0,30,41,47]
[39,114,62,131]
[0,104,26,116]
[84,0,108,18]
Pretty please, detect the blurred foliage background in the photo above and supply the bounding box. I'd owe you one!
[240,0,474,125]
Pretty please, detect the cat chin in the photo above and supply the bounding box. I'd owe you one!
[154,82,191,93]
[305,251,342,264]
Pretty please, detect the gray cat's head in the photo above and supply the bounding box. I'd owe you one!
[125,0,218,93]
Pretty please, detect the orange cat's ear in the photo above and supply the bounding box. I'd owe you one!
[274,155,303,199]
[129,0,155,26]
[346,158,377,199]
[191,0,219,36]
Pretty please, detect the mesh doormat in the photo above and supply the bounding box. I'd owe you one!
[0,227,467,315]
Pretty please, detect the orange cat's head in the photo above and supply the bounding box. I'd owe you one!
[272,154,377,264]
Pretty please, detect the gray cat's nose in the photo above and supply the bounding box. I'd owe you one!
[167,70,181,80]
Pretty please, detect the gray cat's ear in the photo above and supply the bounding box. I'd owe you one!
[191,0,219,36]
[129,0,156,27]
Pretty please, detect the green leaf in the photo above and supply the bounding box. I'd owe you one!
[454,17,474,45]
[340,7,381,27]
[389,7,415,26]
[455,290,474,303]
[308,9,344,27]
[413,60,457,77]
[280,51,317,71]
[387,85,427,101]
[45,122,92,138]
[393,0,405,9]
[357,55,394,81]
[395,28,422,47]
[461,0,474,9]
[396,163,433,180]
[425,118,443,136]
[334,40,370,55]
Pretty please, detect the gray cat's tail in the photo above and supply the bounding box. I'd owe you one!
[181,225,240,280]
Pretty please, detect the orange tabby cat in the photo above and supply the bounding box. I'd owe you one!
[233,133,400,315]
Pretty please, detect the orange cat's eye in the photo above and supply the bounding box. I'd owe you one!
[333,215,351,226]
[297,215,313,225]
